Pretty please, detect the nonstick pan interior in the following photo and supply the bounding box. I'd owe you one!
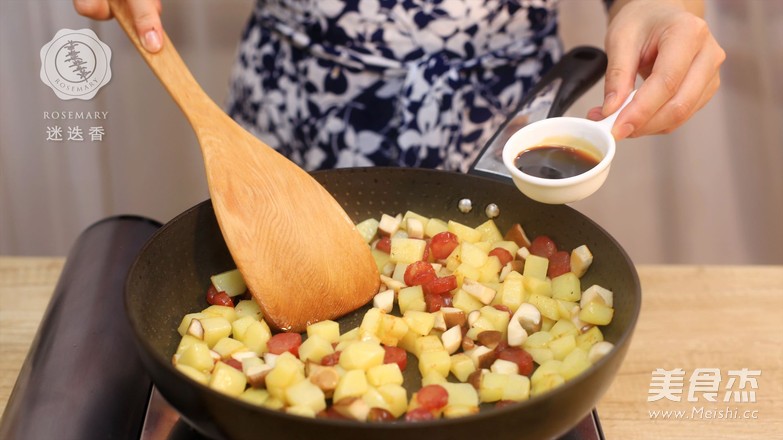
[126,167,640,440]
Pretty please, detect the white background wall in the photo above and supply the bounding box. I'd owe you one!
[1,0,781,264]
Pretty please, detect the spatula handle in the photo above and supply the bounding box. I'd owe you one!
[108,0,220,124]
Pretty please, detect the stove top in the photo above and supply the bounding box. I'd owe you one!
[1,216,605,440]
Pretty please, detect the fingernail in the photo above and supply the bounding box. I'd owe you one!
[143,30,162,52]
[602,92,617,113]
[614,123,635,140]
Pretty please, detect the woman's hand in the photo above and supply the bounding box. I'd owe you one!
[588,0,726,139]
[73,0,164,52]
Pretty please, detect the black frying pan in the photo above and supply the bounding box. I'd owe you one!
[125,47,641,440]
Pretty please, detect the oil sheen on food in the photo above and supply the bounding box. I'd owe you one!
[514,145,600,179]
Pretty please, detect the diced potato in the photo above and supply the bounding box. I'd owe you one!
[362,386,391,412]
[478,256,503,284]
[421,370,447,386]
[359,307,383,339]
[549,334,577,361]
[522,255,549,280]
[556,300,579,321]
[474,219,504,243]
[390,238,427,264]
[210,269,247,297]
[579,302,615,325]
[576,326,604,351]
[339,341,385,371]
[286,406,316,418]
[442,382,479,407]
[531,360,563,386]
[307,320,341,344]
[413,335,444,357]
[531,373,566,397]
[231,315,256,341]
[560,348,591,380]
[500,277,525,312]
[549,319,579,339]
[367,363,404,387]
[299,334,334,363]
[452,289,484,314]
[377,384,408,418]
[238,388,270,407]
[479,305,510,334]
[198,316,232,348]
[177,341,214,373]
[212,337,246,360]
[403,310,436,336]
[461,242,489,268]
[285,378,327,413]
[447,220,482,243]
[424,218,449,238]
[175,334,204,357]
[450,353,477,382]
[234,300,262,320]
[265,352,305,400]
[398,286,426,314]
[523,331,553,349]
[418,350,451,378]
[242,319,272,355]
[355,218,380,243]
[391,262,409,283]
[453,263,481,288]
[526,347,555,365]
[378,213,402,236]
[527,294,560,321]
[202,305,238,323]
[262,396,285,410]
[551,272,581,302]
[209,361,247,397]
[397,330,420,354]
[502,374,531,401]
[378,314,410,346]
[478,372,508,403]
[443,405,480,419]
[524,276,552,298]
[371,249,391,273]
[333,369,369,403]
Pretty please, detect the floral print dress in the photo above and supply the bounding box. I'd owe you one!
[227,0,578,172]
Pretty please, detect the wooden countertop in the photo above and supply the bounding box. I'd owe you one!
[1,257,781,438]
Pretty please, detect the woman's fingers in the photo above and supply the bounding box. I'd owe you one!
[72,0,164,53]
[597,1,725,139]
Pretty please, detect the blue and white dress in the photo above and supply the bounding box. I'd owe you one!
[227,1,603,172]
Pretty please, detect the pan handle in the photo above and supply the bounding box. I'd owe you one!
[469,46,608,180]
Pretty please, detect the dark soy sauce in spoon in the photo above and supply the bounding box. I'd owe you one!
[514,145,600,179]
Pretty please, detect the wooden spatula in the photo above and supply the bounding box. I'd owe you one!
[108,0,380,332]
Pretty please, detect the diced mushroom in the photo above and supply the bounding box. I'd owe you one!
[504,223,532,248]
[373,289,395,313]
[381,262,395,277]
[441,325,463,354]
[588,341,615,364]
[490,358,519,375]
[380,274,405,292]
[580,285,613,308]
[514,303,542,334]
[465,345,496,369]
[499,263,513,282]
[462,279,496,305]
[308,365,341,398]
[230,351,258,362]
[476,330,502,350]
[186,318,204,340]
[467,310,481,327]
[263,352,279,368]
[569,305,593,334]
[506,318,527,347]
[378,213,402,236]
[432,310,447,332]
[333,397,371,421]
[570,245,594,278]
[406,218,424,239]
[441,307,466,328]
[245,363,273,388]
